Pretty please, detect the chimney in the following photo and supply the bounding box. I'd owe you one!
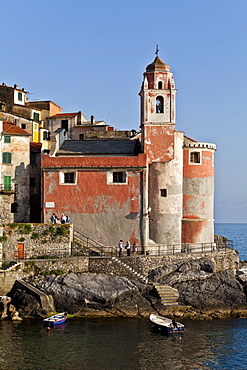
[77,111,82,125]
[14,84,18,89]
[91,115,95,125]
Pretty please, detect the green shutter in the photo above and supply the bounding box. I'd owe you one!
[33,112,40,120]
[4,176,11,191]
[3,152,11,164]
[18,92,22,101]
[4,135,11,143]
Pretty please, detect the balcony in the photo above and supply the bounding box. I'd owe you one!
[0,184,18,194]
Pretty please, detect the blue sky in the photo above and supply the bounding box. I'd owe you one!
[1,0,246,223]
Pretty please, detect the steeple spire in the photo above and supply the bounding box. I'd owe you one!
[155,45,159,57]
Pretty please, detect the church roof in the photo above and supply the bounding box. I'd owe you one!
[146,56,171,72]
[57,139,141,156]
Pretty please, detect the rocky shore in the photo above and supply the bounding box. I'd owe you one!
[2,256,247,321]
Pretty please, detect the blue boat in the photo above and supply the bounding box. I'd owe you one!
[149,314,184,334]
[43,312,67,328]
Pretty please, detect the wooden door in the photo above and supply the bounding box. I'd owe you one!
[17,243,24,259]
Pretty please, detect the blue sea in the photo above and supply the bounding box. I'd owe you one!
[0,223,247,370]
[215,223,247,261]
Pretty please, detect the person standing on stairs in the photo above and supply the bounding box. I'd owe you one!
[118,240,123,256]
[125,241,131,256]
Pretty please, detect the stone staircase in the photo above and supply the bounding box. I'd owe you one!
[112,256,148,283]
[154,284,179,306]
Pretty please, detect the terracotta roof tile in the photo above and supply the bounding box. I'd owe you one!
[49,113,78,118]
[3,122,30,136]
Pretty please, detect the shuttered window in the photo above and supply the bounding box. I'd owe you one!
[3,152,12,164]
[4,135,11,143]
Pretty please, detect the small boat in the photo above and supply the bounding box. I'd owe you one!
[149,314,184,334]
[43,312,67,328]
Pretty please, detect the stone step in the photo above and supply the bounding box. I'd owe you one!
[154,284,179,306]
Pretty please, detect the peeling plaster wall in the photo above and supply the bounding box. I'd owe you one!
[42,155,147,247]
[148,131,184,245]
[142,125,175,163]
[182,148,215,243]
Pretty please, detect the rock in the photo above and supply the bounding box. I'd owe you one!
[8,286,47,318]
[0,296,11,319]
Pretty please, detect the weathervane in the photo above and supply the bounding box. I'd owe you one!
[155,45,159,57]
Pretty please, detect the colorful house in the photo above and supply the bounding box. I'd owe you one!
[41,55,216,252]
[0,121,31,223]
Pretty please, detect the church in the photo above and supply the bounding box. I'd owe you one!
[41,54,216,253]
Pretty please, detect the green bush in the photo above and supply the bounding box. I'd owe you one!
[19,224,32,234]
[56,226,68,236]
[48,226,55,233]
[41,269,65,276]
[31,232,40,239]
[18,237,25,242]
[0,232,7,242]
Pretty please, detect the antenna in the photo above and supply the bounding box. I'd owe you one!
[103,112,109,121]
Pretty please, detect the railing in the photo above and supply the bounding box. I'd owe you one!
[145,240,234,256]
[0,183,18,193]
[9,238,234,262]
[73,230,117,257]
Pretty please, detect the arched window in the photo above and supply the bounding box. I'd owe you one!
[158,81,162,89]
[156,96,164,113]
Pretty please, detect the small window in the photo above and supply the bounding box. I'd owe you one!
[4,135,11,143]
[79,134,85,140]
[158,81,162,89]
[156,96,164,113]
[30,177,35,187]
[11,203,18,213]
[160,189,167,197]
[43,131,48,140]
[3,152,11,164]
[18,92,22,101]
[33,112,40,121]
[21,123,26,130]
[190,152,201,164]
[64,173,76,183]
[113,172,125,183]
[61,120,68,131]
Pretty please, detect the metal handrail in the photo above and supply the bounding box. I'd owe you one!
[10,239,234,261]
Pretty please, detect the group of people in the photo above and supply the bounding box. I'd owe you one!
[51,213,71,224]
[118,240,138,257]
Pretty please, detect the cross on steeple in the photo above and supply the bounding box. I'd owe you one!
[155,45,159,57]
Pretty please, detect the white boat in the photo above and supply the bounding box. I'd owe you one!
[149,314,184,334]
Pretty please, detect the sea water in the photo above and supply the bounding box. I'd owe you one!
[215,223,247,260]
[0,223,247,370]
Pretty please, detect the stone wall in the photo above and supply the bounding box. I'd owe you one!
[3,223,73,261]
[24,257,89,274]
[89,249,239,278]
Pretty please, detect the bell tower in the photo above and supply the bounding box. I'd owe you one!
[139,49,177,163]
[140,50,183,247]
